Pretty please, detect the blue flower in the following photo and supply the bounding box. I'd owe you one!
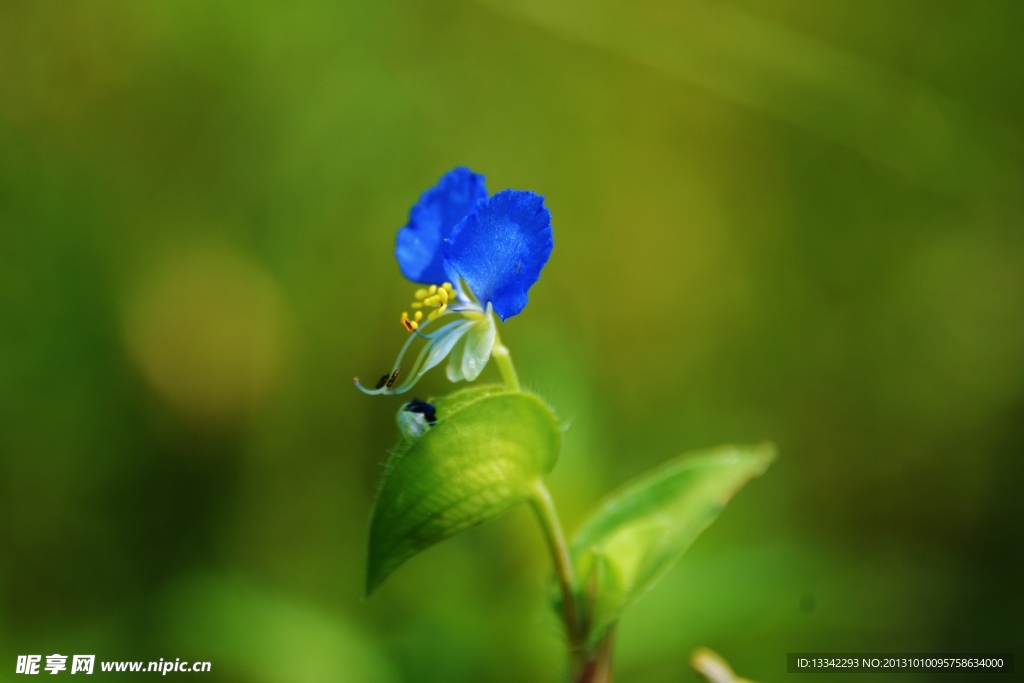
[443,189,554,321]
[395,167,487,285]
[356,167,553,395]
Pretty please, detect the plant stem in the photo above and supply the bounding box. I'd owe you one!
[491,330,591,677]
[529,480,582,665]
[577,626,616,683]
[491,329,520,392]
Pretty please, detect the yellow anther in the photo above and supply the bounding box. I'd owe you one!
[402,282,455,330]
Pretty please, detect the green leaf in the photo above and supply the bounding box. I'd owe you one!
[570,442,775,644]
[365,385,561,595]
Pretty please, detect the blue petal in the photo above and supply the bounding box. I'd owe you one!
[444,190,553,321]
[395,167,488,284]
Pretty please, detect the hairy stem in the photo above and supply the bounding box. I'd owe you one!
[492,331,590,676]
[529,480,582,665]
[491,329,520,392]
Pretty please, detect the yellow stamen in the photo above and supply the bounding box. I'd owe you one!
[400,312,418,333]
[401,282,457,331]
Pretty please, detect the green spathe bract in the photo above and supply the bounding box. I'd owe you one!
[365,385,561,595]
[570,442,776,646]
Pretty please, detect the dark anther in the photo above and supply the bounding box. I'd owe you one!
[374,374,390,389]
[386,368,401,388]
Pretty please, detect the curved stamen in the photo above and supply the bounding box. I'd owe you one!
[355,277,491,396]
[354,315,446,395]
[354,315,471,396]
[446,302,483,315]
[383,319,475,395]
[418,316,470,339]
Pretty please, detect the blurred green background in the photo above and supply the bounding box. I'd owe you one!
[1,1,1022,681]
